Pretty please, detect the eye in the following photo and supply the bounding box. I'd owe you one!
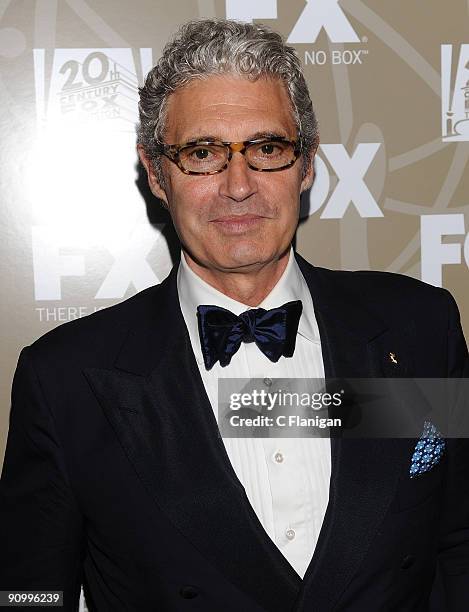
[253,141,289,158]
[193,148,211,160]
[179,143,226,172]
[261,143,276,155]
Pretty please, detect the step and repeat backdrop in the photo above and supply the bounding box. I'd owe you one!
[1,0,469,477]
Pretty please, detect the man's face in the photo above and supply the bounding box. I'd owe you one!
[140,75,314,272]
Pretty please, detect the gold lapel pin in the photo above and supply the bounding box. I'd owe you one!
[388,352,398,364]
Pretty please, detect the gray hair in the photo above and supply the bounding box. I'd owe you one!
[137,19,319,186]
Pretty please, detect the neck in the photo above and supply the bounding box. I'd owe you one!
[183,249,291,307]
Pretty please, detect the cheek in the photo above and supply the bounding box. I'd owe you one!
[265,180,301,221]
[171,202,203,238]
[169,177,216,226]
[260,168,302,198]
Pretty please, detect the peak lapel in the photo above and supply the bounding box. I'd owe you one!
[294,254,415,611]
[84,261,301,612]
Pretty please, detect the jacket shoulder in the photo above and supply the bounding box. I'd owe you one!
[316,264,450,300]
[299,255,456,325]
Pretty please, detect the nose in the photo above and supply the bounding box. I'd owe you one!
[219,151,257,202]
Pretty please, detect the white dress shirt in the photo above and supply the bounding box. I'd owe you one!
[177,247,331,578]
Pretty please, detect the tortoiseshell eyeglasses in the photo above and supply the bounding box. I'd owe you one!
[159,137,301,175]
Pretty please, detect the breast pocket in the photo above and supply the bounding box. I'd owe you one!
[389,454,446,513]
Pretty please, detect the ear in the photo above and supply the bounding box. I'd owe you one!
[300,146,318,194]
[137,144,169,205]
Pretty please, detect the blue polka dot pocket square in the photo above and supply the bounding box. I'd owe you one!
[409,421,446,478]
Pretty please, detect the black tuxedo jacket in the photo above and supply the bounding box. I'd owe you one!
[1,252,468,611]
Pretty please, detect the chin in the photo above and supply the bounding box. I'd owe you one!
[213,242,278,270]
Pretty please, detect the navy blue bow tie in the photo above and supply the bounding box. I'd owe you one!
[196,300,303,370]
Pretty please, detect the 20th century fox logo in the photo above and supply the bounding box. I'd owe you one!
[33,47,153,130]
[59,52,130,122]
[441,44,469,142]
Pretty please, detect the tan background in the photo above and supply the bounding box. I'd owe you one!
[2,0,469,477]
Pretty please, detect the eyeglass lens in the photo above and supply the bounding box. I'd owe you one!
[178,141,296,173]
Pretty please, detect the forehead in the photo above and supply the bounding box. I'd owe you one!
[163,74,297,143]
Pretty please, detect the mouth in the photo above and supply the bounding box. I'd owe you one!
[210,214,267,233]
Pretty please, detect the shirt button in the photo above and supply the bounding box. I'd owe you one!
[274,452,284,463]
[263,377,273,387]
[286,528,296,541]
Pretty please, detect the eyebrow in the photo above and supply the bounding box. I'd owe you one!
[179,130,291,143]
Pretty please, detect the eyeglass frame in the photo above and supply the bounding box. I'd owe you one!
[157,136,302,175]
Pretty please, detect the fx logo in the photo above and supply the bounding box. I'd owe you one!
[32,224,166,301]
[226,0,360,43]
[302,143,382,219]
[441,44,469,142]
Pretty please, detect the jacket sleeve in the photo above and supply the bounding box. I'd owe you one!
[436,290,469,610]
[0,347,85,611]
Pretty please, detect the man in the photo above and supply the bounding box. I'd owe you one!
[1,18,468,611]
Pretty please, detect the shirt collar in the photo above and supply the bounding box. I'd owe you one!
[177,247,320,365]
